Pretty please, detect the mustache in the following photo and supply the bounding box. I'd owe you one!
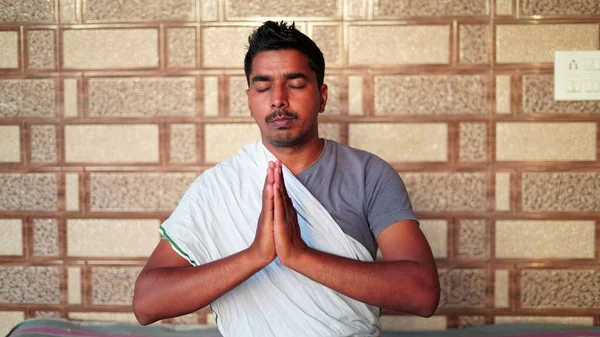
[265,110,299,123]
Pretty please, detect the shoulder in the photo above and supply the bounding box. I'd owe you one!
[326,140,385,166]
[328,140,395,175]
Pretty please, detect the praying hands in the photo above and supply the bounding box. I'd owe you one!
[249,160,308,268]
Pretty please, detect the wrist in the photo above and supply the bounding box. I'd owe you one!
[244,245,274,269]
[281,246,312,270]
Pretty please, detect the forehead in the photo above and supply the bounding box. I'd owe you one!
[250,49,314,77]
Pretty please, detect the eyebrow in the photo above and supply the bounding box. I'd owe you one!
[250,72,308,84]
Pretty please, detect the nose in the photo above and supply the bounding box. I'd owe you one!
[270,83,289,110]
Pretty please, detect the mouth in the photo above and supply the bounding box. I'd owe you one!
[265,110,298,128]
[271,117,295,128]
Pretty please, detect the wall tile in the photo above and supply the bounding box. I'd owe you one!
[63,79,78,117]
[374,75,487,115]
[90,173,196,212]
[68,267,81,304]
[0,266,60,303]
[496,76,511,114]
[68,312,137,322]
[202,27,257,68]
[349,123,448,162]
[523,75,600,114]
[495,270,509,308]
[0,2,55,22]
[458,316,485,328]
[167,28,196,68]
[63,29,158,69]
[348,76,363,115]
[319,123,341,143]
[0,312,24,337]
[66,173,79,211]
[33,218,58,256]
[229,76,249,116]
[64,124,159,163]
[202,0,218,21]
[92,267,141,305]
[496,24,599,63]
[402,172,487,212]
[496,220,595,259]
[523,172,600,212]
[0,79,56,117]
[439,269,486,307]
[0,173,57,211]
[495,172,510,211]
[458,219,488,259]
[347,0,367,18]
[0,219,22,255]
[0,125,20,163]
[204,77,219,116]
[0,31,18,68]
[312,25,340,66]
[496,122,596,161]
[60,0,77,23]
[496,0,512,15]
[34,311,61,318]
[380,315,447,331]
[204,124,261,163]
[85,0,195,21]
[324,75,341,114]
[89,77,196,117]
[459,25,488,64]
[27,30,55,69]
[172,312,201,324]
[459,122,487,162]
[495,316,594,325]
[373,0,487,17]
[66,219,160,257]
[227,0,339,18]
[31,125,56,163]
[522,0,600,15]
[521,270,600,308]
[420,220,447,258]
[170,124,197,163]
[348,25,449,65]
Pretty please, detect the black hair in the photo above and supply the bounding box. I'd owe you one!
[244,21,325,87]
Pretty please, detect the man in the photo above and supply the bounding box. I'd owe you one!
[133,21,439,336]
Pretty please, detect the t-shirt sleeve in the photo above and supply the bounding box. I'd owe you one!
[365,156,418,238]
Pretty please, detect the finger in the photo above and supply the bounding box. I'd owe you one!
[273,182,284,230]
[262,162,273,201]
[276,161,291,200]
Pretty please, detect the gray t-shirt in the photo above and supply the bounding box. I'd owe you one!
[296,140,417,259]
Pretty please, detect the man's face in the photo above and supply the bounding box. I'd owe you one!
[246,49,327,148]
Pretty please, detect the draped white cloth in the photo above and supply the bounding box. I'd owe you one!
[159,140,381,337]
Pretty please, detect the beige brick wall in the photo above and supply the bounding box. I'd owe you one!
[0,0,599,330]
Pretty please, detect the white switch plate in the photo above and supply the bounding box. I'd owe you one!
[554,50,600,101]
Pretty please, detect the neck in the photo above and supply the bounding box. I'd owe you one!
[263,136,325,175]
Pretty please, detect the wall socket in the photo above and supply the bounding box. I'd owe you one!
[554,51,600,101]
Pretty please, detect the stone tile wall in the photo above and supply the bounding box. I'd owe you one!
[0,0,599,332]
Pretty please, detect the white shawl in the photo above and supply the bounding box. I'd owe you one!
[160,140,381,337]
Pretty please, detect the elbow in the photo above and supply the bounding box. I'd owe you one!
[133,302,153,326]
[415,278,440,318]
[132,280,157,326]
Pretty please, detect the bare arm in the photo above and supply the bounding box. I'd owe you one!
[133,162,278,325]
[281,220,440,316]
[272,161,440,316]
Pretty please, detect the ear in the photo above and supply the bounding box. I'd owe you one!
[318,84,328,113]
[246,88,253,117]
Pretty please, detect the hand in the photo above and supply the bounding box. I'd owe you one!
[273,161,308,266]
[248,161,276,267]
